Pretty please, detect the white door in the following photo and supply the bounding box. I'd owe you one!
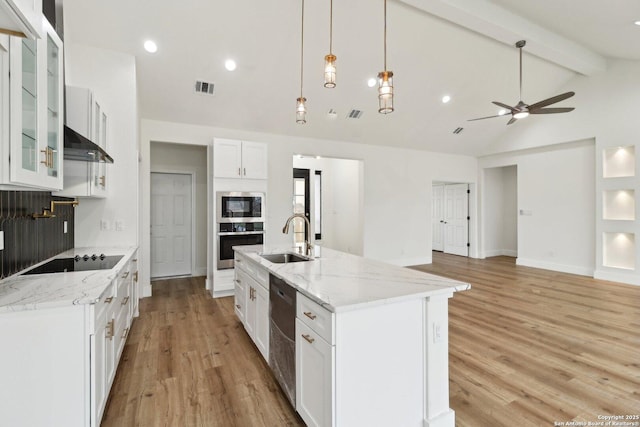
[443,184,469,256]
[151,173,193,278]
[432,185,444,251]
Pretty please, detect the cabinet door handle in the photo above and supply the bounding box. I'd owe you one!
[40,149,49,167]
[302,334,315,344]
[106,319,115,340]
[122,271,130,279]
[122,327,129,340]
[235,258,242,263]
[238,167,241,176]
[100,175,106,188]
[243,167,246,176]
[104,296,114,303]
[133,271,138,282]
[304,311,317,320]
[121,296,130,305]
[235,304,241,309]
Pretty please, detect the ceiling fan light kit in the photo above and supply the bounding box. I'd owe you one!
[469,39,575,125]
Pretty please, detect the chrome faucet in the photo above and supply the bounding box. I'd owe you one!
[282,213,313,257]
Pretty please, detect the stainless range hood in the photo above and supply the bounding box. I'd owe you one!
[63,125,114,163]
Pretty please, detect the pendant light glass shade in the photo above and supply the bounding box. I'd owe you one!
[378,71,394,114]
[296,97,307,124]
[324,54,336,88]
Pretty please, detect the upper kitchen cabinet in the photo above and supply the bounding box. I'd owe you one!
[56,86,109,198]
[0,17,63,191]
[214,138,267,179]
[0,0,43,39]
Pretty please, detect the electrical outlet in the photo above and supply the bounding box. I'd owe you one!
[0,230,4,251]
[115,221,124,231]
[433,322,444,343]
[63,221,68,234]
[100,220,110,231]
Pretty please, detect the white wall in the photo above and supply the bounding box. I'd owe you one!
[139,119,478,296]
[150,142,207,276]
[292,157,364,255]
[480,141,595,276]
[483,166,517,257]
[64,43,139,248]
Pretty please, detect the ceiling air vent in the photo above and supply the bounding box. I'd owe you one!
[195,80,215,95]
[347,109,363,119]
[453,127,464,134]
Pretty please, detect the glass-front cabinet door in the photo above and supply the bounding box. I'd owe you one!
[8,19,63,190]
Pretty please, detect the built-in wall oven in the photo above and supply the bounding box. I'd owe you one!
[216,192,266,269]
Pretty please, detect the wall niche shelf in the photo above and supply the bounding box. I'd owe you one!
[603,146,635,178]
[603,189,635,220]
[602,232,635,270]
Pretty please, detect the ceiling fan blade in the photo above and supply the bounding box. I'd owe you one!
[506,117,517,125]
[529,107,575,114]
[528,91,575,111]
[468,114,504,122]
[492,101,516,111]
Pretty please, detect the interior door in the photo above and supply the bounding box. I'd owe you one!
[443,183,469,256]
[432,184,444,251]
[151,173,193,278]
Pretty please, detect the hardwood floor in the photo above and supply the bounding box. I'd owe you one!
[102,277,304,427]
[412,253,640,427]
[103,256,639,426]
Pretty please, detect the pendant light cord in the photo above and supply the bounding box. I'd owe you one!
[383,0,387,71]
[329,0,333,54]
[300,0,305,98]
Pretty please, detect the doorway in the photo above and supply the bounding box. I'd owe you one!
[150,172,193,278]
[482,165,518,258]
[432,183,470,256]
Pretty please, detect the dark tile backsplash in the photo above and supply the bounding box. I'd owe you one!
[0,191,75,279]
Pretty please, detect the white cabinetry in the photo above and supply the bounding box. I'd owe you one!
[0,0,43,39]
[0,252,140,427]
[56,85,109,198]
[0,18,63,190]
[214,138,267,179]
[234,252,270,361]
[296,294,335,427]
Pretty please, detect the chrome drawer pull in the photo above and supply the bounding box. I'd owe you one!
[121,296,130,305]
[104,297,114,303]
[122,327,129,339]
[235,304,241,309]
[302,334,315,344]
[304,311,317,320]
[122,271,130,279]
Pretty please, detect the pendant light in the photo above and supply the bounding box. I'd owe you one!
[323,0,336,88]
[378,0,394,114]
[296,0,307,124]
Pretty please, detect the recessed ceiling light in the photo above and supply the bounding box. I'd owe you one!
[498,109,507,116]
[224,59,237,71]
[442,95,451,103]
[634,20,640,26]
[367,78,377,88]
[143,40,158,53]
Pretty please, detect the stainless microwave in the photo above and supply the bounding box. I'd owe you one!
[216,192,265,223]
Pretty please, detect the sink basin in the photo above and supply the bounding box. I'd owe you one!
[259,252,311,264]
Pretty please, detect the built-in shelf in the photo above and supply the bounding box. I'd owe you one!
[603,232,635,270]
[603,146,635,178]
[603,189,635,220]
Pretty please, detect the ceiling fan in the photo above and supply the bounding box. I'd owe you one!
[469,40,575,125]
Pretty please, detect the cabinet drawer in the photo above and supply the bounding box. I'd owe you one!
[297,293,334,345]
[254,264,269,289]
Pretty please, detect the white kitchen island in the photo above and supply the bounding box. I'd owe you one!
[233,245,470,427]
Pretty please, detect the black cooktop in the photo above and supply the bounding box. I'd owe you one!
[22,254,124,275]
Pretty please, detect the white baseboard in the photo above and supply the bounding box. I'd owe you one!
[213,288,234,298]
[424,409,455,427]
[484,249,517,258]
[193,267,207,277]
[516,257,593,277]
[594,270,640,286]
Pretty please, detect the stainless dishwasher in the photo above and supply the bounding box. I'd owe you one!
[269,274,297,407]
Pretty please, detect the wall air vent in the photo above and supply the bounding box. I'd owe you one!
[453,127,464,134]
[195,80,215,95]
[347,109,363,119]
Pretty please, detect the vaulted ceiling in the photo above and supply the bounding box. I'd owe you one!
[64,0,640,156]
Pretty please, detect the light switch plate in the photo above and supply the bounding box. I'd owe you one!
[0,230,4,251]
[64,221,68,234]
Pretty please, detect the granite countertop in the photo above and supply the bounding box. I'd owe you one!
[0,247,138,313]
[234,245,470,313]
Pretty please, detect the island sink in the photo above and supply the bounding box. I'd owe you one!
[259,252,310,264]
